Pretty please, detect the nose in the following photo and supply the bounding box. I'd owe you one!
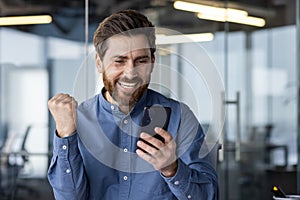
[124,59,137,79]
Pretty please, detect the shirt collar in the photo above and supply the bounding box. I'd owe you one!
[98,87,148,115]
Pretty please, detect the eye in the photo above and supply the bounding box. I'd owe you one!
[115,60,125,64]
[136,58,150,65]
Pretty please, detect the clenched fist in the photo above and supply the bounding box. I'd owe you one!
[48,93,78,138]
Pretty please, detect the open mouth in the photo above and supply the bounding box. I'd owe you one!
[118,81,138,89]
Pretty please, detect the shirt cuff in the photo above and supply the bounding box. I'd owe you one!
[162,158,190,193]
[53,131,79,159]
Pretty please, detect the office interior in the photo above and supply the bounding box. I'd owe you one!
[0,0,299,199]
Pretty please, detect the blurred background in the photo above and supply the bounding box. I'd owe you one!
[0,0,299,199]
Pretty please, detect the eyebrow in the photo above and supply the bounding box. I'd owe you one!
[135,55,151,60]
[111,55,150,60]
[112,55,127,60]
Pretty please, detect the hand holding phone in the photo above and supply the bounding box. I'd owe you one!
[138,105,171,151]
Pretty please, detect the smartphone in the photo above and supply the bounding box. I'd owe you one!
[138,105,171,151]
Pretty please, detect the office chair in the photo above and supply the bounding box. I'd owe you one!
[0,125,32,199]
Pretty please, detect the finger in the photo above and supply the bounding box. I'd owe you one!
[60,97,77,105]
[137,140,161,155]
[52,93,70,101]
[48,94,69,106]
[57,94,73,103]
[154,127,173,143]
[51,94,76,106]
[48,95,78,113]
[136,148,155,164]
[140,132,164,149]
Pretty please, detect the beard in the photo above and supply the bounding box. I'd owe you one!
[103,71,149,107]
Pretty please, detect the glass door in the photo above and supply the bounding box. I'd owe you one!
[219,1,299,199]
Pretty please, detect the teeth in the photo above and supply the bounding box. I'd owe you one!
[119,82,137,88]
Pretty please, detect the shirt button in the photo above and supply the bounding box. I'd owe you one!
[123,176,128,181]
[174,180,179,185]
[62,145,67,150]
[123,148,128,153]
[111,105,115,110]
[66,168,71,173]
[123,119,128,124]
[188,194,192,199]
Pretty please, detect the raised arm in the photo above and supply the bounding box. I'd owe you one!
[47,93,89,199]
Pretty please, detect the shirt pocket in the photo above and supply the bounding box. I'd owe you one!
[135,171,170,195]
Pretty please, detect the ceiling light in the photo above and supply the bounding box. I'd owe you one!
[174,1,248,18]
[197,12,266,27]
[156,33,214,45]
[0,15,52,26]
[174,0,266,27]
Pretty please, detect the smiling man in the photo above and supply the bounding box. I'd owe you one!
[98,34,154,113]
[47,10,219,200]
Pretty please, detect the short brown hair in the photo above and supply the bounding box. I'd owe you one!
[93,10,156,60]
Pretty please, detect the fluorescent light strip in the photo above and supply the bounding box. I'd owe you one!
[0,15,52,26]
[156,33,214,45]
[174,0,266,27]
[197,13,226,23]
[234,15,266,27]
[174,1,248,18]
[197,13,266,27]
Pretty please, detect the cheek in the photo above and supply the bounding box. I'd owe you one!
[104,65,123,80]
[140,66,153,79]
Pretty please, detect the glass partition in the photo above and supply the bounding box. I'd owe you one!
[0,5,85,199]
[221,4,299,200]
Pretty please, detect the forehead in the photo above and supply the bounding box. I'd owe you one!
[105,34,150,58]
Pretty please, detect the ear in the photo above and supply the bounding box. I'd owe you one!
[95,53,103,73]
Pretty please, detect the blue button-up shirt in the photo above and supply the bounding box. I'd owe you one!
[48,89,219,200]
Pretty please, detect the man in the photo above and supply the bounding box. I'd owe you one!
[48,10,219,200]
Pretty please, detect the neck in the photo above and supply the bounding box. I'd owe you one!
[104,91,132,114]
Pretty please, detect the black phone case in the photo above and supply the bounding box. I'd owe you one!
[138,105,171,152]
